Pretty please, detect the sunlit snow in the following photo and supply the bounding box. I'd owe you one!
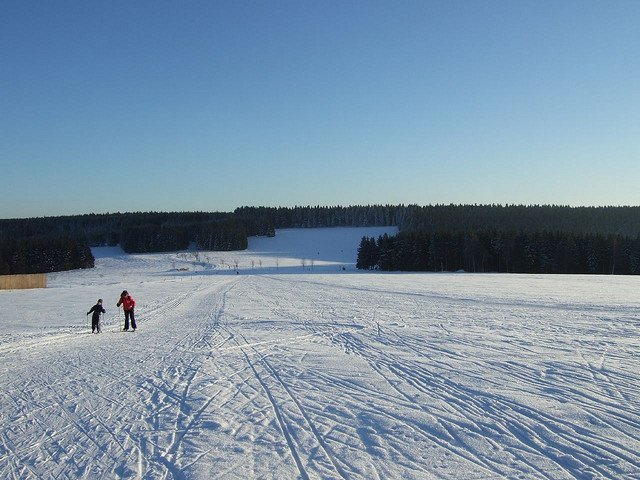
[1,227,639,479]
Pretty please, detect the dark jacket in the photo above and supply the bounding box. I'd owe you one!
[88,303,106,320]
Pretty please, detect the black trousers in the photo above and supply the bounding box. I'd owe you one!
[92,316,100,332]
[124,309,136,330]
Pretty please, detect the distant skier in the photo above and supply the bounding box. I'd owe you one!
[87,299,106,333]
[117,290,137,331]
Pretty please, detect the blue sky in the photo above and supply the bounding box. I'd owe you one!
[2,1,639,218]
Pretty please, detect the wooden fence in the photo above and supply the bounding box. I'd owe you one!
[0,274,47,290]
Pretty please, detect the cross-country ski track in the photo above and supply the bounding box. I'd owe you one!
[0,227,639,479]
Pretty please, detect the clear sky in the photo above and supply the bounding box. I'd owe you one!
[2,1,639,219]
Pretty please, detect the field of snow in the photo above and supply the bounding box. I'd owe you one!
[1,227,639,479]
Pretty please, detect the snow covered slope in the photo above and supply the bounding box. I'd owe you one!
[1,227,639,479]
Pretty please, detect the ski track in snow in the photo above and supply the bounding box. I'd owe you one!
[0,227,639,479]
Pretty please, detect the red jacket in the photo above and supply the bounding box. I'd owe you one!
[117,294,135,311]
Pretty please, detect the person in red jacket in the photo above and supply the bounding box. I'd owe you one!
[117,290,137,331]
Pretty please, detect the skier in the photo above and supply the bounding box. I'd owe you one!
[117,290,137,331]
[87,299,106,333]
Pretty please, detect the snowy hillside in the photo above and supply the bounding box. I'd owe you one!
[1,227,639,479]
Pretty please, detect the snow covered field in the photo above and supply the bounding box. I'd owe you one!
[1,227,639,479]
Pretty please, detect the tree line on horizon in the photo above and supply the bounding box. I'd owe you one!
[1,204,640,274]
[0,212,249,274]
[0,237,94,275]
[356,230,640,274]
[353,204,640,274]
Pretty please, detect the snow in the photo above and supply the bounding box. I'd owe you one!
[1,226,639,479]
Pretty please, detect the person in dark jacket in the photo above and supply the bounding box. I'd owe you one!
[87,299,106,333]
[117,290,137,331]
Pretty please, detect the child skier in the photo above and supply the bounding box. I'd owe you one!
[117,290,137,331]
[87,299,106,333]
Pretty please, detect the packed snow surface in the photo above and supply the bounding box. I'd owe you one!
[1,227,639,479]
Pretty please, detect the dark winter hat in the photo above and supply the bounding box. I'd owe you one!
[98,299,102,303]
[122,290,128,296]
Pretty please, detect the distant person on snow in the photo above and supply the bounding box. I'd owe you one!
[87,299,105,333]
[117,290,137,331]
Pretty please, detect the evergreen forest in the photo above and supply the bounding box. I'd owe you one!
[1,204,640,275]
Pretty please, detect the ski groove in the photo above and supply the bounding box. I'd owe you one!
[240,347,310,480]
